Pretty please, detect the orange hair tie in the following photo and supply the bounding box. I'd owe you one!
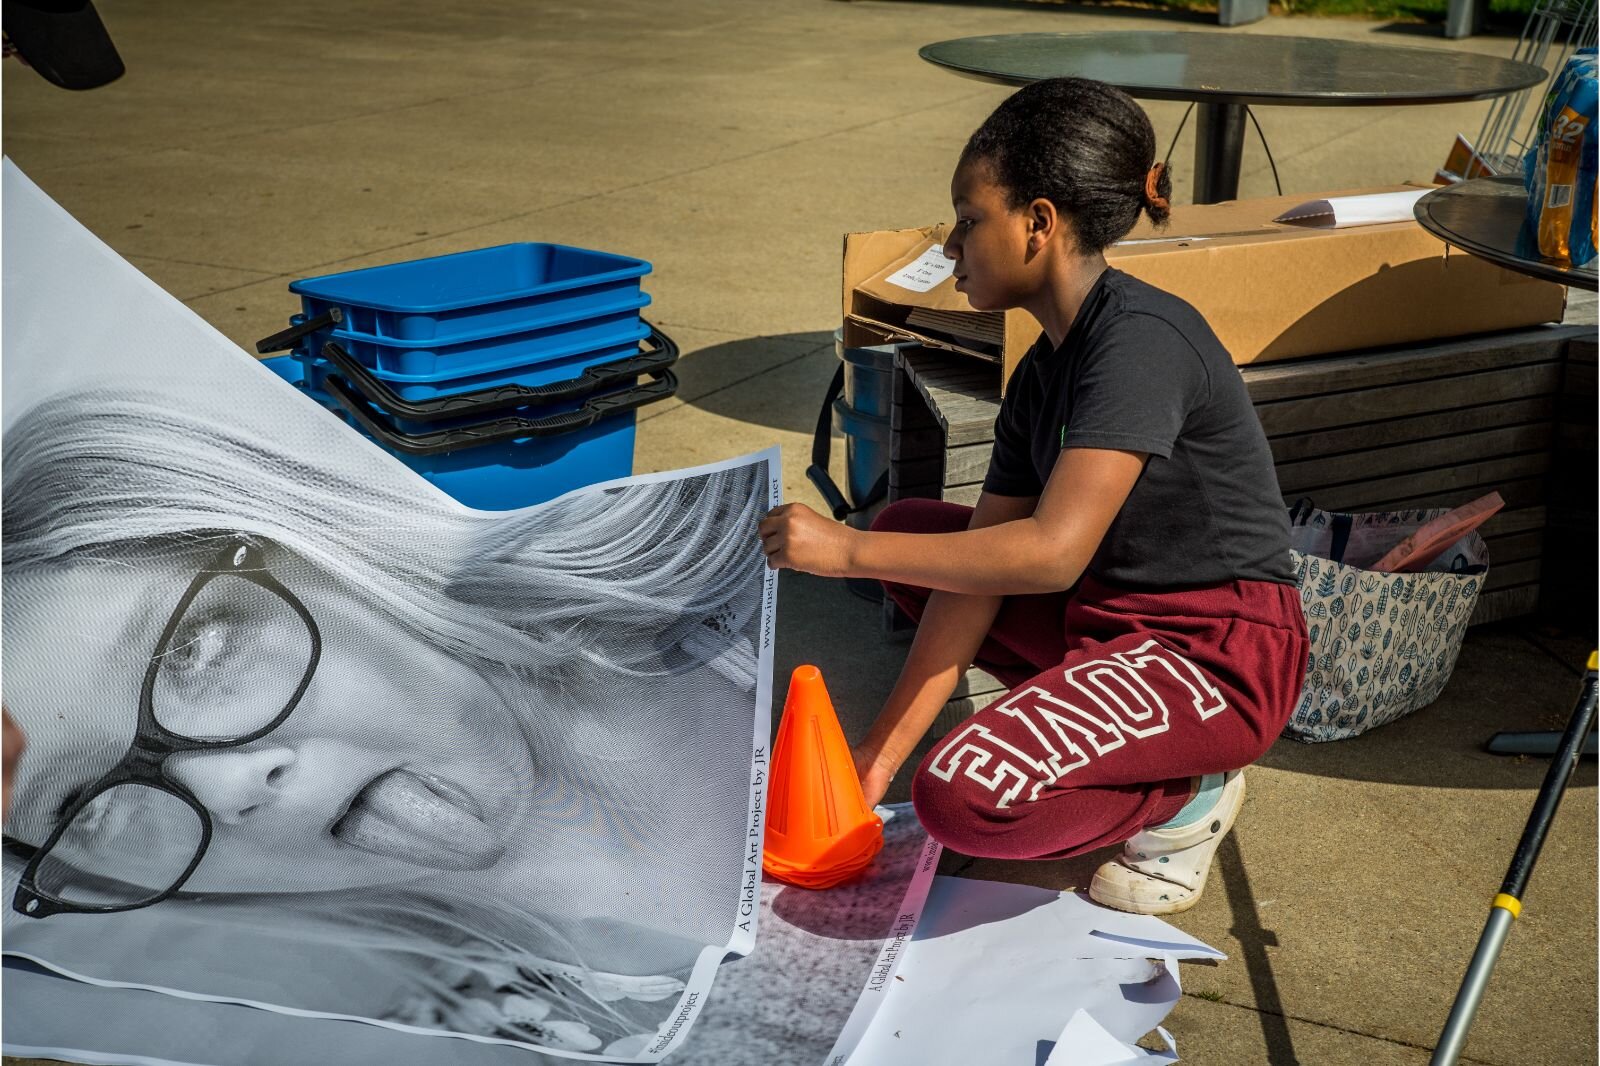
[1145,162,1170,211]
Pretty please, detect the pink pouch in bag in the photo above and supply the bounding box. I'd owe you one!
[1370,492,1504,573]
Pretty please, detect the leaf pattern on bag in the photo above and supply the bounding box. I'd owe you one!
[1284,506,1488,743]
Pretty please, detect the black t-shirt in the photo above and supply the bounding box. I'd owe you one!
[983,268,1295,589]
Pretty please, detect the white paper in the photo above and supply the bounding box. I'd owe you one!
[0,157,778,1063]
[847,877,1220,1065]
[1273,189,1428,229]
[883,245,955,291]
[1045,1010,1180,1065]
[1112,235,1214,246]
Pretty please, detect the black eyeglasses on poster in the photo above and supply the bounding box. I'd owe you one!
[4,537,321,919]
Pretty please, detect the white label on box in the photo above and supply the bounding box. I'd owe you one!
[884,245,955,291]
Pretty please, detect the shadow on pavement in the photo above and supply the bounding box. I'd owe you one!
[654,330,835,435]
[1217,833,1298,1065]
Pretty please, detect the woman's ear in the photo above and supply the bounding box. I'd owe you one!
[1026,197,1058,253]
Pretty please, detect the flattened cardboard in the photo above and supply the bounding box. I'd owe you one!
[843,185,1567,391]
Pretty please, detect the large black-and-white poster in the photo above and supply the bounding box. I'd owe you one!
[0,159,779,1062]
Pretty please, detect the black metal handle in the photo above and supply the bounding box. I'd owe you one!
[324,368,677,456]
[255,307,344,355]
[805,362,886,521]
[321,324,678,423]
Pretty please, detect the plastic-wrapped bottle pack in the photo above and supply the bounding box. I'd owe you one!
[1523,48,1597,266]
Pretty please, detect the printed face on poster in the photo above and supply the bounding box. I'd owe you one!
[0,159,780,1061]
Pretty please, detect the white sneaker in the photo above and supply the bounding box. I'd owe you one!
[1088,770,1246,915]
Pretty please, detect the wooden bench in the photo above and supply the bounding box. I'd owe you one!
[887,320,1597,655]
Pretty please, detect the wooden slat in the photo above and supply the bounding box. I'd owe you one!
[917,367,1001,396]
[890,425,946,461]
[953,667,1006,699]
[901,347,990,383]
[1290,453,1551,513]
[1484,558,1541,591]
[946,691,1004,718]
[902,350,1002,445]
[1357,476,1548,515]
[1265,397,1556,464]
[1566,363,1598,393]
[906,347,1000,382]
[1238,327,1581,402]
[943,442,996,487]
[1253,363,1563,436]
[1274,423,1553,495]
[937,402,1003,447]
[1470,585,1541,626]
[1482,529,1544,564]
[890,359,952,510]
[943,483,983,507]
[891,396,940,431]
[912,691,1006,750]
[1479,507,1546,538]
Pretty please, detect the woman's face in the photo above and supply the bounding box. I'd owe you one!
[3,543,532,898]
[945,157,1038,312]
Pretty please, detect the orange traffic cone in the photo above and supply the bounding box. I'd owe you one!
[763,664,884,889]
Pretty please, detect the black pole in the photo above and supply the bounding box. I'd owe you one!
[1500,668,1597,899]
[1194,102,1247,205]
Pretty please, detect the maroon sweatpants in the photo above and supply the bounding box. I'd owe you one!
[875,499,1309,862]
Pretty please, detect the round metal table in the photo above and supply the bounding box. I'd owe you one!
[920,33,1547,205]
[1414,176,1598,291]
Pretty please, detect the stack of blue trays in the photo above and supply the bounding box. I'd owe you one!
[256,243,678,510]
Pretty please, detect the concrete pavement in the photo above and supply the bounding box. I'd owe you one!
[3,2,1594,1063]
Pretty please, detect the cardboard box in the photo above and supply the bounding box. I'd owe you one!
[841,223,1043,388]
[843,185,1568,390]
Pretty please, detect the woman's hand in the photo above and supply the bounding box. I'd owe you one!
[852,744,898,810]
[757,503,858,577]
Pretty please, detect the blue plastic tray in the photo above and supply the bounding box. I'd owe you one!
[257,355,637,510]
[290,243,651,342]
[299,332,649,402]
[292,291,651,378]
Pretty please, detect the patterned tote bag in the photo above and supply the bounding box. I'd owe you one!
[1284,501,1489,743]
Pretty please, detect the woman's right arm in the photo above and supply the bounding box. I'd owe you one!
[852,491,1038,808]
